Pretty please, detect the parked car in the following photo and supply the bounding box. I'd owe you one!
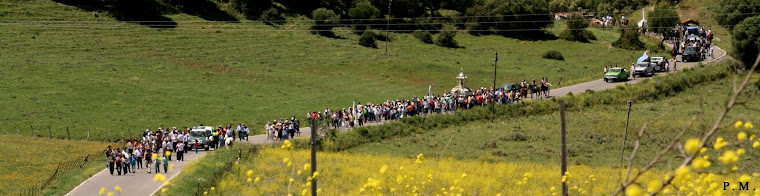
[650,56,666,72]
[634,62,655,77]
[189,126,213,151]
[682,46,701,62]
[500,83,519,92]
[604,68,630,82]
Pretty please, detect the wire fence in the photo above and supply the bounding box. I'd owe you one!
[192,145,258,196]
[13,139,125,196]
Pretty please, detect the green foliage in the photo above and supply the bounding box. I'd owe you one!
[348,1,380,32]
[713,0,760,31]
[259,7,284,24]
[542,50,565,61]
[560,14,595,42]
[413,30,434,44]
[435,26,459,48]
[549,0,648,13]
[311,8,341,37]
[359,31,378,48]
[167,145,256,195]
[648,3,679,37]
[464,0,553,37]
[732,15,760,70]
[612,28,645,50]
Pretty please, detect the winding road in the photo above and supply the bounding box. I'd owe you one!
[66,46,727,196]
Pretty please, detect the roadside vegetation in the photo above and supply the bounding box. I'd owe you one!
[0,136,111,195]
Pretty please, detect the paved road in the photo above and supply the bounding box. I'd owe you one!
[67,46,726,196]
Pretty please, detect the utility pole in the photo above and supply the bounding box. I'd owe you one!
[385,0,392,54]
[310,118,318,196]
[492,52,498,123]
[559,100,568,196]
[620,100,633,167]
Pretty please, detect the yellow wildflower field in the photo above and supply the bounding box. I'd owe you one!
[216,147,662,196]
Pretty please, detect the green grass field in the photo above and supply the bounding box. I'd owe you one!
[0,136,111,195]
[347,73,760,170]
[0,0,651,140]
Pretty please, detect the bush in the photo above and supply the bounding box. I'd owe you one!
[259,7,283,24]
[311,8,340,37]
[435,25,459,48]
[648,2,679,37]
[464,0,552,37]
[713,0,760,31]
[348,1,380,32]
[542,50,564,60]
[612,28,645,50]
[732,15,760,70]
[359,31,378,48]
[413,30,434,44]
[560,13,594,42]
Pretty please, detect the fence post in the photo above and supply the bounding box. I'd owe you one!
[109,129,112,142]
[48,126,52,139]
[67,127,70,140]
[310,118,318,196]
[559,100,568,196]
[30,125,34,137]
[87,129,90,141]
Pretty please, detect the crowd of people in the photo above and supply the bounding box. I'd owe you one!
[103,125,251,176]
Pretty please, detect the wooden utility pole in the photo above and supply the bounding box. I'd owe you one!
[384,0,392,54]
[559,100,568,196]
[310,118,318,196]
[492,52,498,123]
[48,125,51,139]
[31,125,34,137]
[67,127,71,140]
[620,100,633,167]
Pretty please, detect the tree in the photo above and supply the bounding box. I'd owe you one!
[435,25,459,48]
[612,28,645,50]
[311,8,341,37]
[713,0,760,31]
[559,13,595,42]
[464,0,552,38]
[732,15,760,70]
[348,1,380,32]
[648,2,679,43]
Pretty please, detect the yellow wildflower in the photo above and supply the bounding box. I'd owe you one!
[154,174,166,182]
[312,171,320,178]
[107,192,113,196]
[738,132,748,142]
[161,188,167,193]
[714,137,728,150]
[751,134,757,141]
[165,151,171,157]
[303,163,311,171]
[203,191,208,195]
[247,178,252,183]
[461,173,468,179]
[254,177,261,183]
[163,181,170,186]
[754,141,760,148]
[745,122,754,129]
[626,184,642,196]
[647,180,661,193]
[737,148,746,155]
[99,187,106,195]
[735,121,744,128]
[718,150,739,164]
[692,156,711,169]
[152,153,158,160]
[211,187,215,191]
[380,164,389,174]
[739,175,751,182]
[684,138,700,154]
[415,154,424,164]
[700,147,707,154]
[247,170,254,177]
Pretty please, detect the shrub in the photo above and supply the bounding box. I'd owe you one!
[435,25,459,48]
[413,30,434,44]
[464,0,552,37]
[259,7,283,24]
[732,15,760,70]
[713,0,760,31]
[359,31,378,48]
[542,50,564,60]
[648,2,679,38]
[560,14,594,42]
[311,8,340,37]
[348,1,380,32]
[612,28,645,50]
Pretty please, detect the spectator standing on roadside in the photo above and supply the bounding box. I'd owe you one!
[630,63,636,80]
[176,141,185,161]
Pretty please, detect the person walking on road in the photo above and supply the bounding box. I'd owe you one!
[154,155,161,173]
[162,155,168,173]
[630,63,636,80]
[176,141,185,161]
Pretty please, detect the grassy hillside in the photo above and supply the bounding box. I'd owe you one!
[347,72,760,169]
[0,0,648,139]
[0,136,111,195]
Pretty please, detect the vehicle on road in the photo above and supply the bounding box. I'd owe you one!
[500,83,519,92]
[650,56,666,72]
[604,68,630,82]
[189,126,213,151]
[634,62,655,77]
[682,46,702,62]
